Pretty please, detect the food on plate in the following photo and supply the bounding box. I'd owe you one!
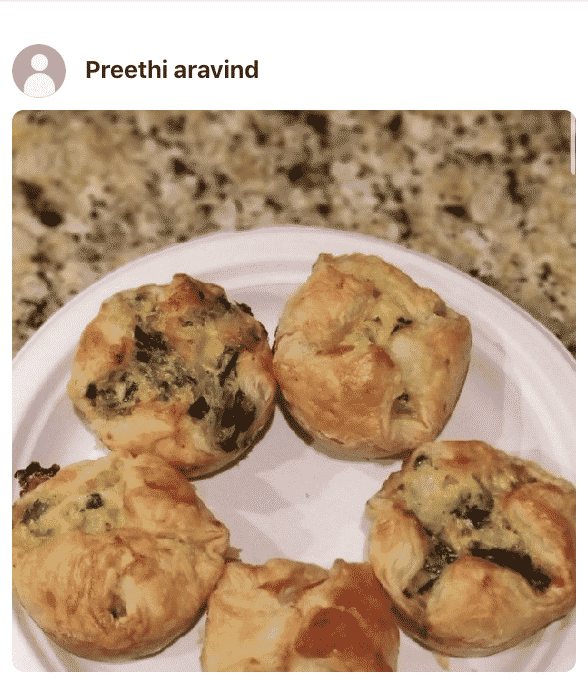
[201,557,400,672]
[12,452,230,661]
[67,273,276,478]
[366,440,576,657]
[273,253,471,459]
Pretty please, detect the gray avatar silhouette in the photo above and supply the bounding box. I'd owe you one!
[24,54,56,97]
[13,44,66,97]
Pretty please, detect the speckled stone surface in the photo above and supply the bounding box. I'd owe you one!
[13,110,575,358]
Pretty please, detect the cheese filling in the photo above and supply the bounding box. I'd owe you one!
[14,486,125,550]
[84,318,260,454]
[399,453,552,597]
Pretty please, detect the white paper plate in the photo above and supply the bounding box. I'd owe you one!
[12,226,576,672]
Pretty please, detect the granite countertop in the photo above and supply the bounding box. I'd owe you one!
[13,110,575,358]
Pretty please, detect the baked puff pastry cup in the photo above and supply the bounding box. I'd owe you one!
[273,253,471,459]
[12,452,230,661]
[67,273,276,478]
[201,558,400,672]
[366,440,576,657]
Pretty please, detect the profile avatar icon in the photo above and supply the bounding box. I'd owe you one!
[13,44,66,97]
[24,54,55,97]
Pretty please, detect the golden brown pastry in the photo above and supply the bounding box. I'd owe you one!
[12,452,230,661]
[273,253,471,459]
[67,273,276,478]
[201,558,400,672]
[366,440,576,657]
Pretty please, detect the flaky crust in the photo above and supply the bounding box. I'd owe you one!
[201,558,400,671]
[67,273,276,478]
[366,440,576,657]
[273,253,471,459]
[12,452,230,661]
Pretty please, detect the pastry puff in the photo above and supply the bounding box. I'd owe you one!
[366,440,576,657]
[201,558,400,671]
[67,274,276,479]
[12,452,230,661]
[273,253,471,459]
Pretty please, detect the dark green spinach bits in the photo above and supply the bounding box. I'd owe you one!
[21,499,48,525]
[470,545,551,592]
[217,348,240,387]
[391,316,413,334]
[216,389,256,453]
[414,535,459,594]
[134,325,168,363]
[84,371,139,415]
[85,493,104,510]
[188,396,210,419]
[450,487,494,529]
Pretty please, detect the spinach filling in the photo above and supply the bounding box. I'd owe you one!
[187,396,210,419]
[392,392,411,415]
[405,533,551,598]
[84,325,185,415]
[134,325,167,363]
[470,545,551,592]
[217,347,240,387]
[402,461,551,597]
[14,462,60,497]
[83,321,258,454]
[85,370,140,416]
[109,594,127,620]
[405,534,458,597]
[423,537,458,578]
[21,499,48,525]
[391,316,413,334]
[211,346,258,453]
[19,499,53,539]
[450,486,494,529]
[237,301,254,316]
[85,493,104,510]
[18,491,116,541]
[216,388,256,453]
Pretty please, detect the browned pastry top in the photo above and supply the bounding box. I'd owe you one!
[67,273,276,478]
[201,557,400,671]
[367,440,576,657]
[273,253,471,458]
[12,452,230,661]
